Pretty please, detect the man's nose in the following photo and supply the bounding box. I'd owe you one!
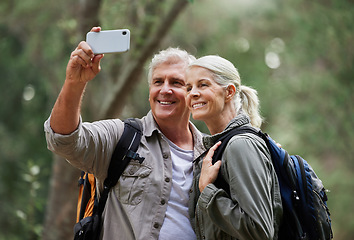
[160,82,172,94]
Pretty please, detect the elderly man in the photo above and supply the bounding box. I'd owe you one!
[44,27,204,240]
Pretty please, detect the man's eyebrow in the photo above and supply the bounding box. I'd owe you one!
[171,77,184,82]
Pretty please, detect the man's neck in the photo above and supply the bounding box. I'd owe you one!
[157,119,194,151]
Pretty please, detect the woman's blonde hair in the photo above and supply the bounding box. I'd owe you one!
[189,55,263,128]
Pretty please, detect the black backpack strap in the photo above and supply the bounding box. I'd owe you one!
[212,126,261,195]
[104,118,144,187]
[211,126,261,164]
[96,118,144,215]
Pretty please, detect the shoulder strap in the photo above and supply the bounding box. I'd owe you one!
[212,126,261,195]
[104,118,144,188]
[96,118,144,215]
[212,126,260,165]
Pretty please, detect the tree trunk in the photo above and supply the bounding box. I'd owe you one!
[42,155,81,240]
[42,1,189,239]
[42,0,102,239]
[101,0,189,118]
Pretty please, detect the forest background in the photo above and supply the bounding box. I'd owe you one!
[0,0,353,239]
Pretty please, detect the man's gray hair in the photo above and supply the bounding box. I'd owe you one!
[148,47,196,84]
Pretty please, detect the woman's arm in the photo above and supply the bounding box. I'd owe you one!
[198,136,275,239]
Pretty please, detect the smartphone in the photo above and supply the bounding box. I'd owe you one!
[86,29,130,54]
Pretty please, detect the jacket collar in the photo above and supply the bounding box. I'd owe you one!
[142,110,206,159]
[203,113,251,149]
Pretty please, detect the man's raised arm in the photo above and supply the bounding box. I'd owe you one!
[50,27,104,134]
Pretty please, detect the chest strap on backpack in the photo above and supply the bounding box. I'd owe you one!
[97,118,144,215]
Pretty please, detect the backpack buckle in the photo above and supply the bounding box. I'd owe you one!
[126,149,145,163]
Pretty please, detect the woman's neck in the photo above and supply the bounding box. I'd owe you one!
[205,106,237,135]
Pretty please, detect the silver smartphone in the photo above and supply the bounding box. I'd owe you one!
[86,29,130,54]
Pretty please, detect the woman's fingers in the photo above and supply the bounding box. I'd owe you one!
[199,141,222,192]
[204,141,221,163]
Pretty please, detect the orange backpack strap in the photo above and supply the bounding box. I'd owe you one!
[74,118,144,237]
[76,172,96,223]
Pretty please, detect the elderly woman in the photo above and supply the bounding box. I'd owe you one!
[186,55,283,240]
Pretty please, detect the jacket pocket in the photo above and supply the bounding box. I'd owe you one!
[115,161,152,205]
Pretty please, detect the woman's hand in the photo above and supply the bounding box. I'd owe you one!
[199,141,222,192]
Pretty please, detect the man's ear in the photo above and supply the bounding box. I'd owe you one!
[225,84,236,102]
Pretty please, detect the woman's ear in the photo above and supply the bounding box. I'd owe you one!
[225,84,236,102]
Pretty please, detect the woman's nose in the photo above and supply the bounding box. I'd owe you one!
[190,88,200,97]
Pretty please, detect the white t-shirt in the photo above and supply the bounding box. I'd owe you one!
[159,137,196,240]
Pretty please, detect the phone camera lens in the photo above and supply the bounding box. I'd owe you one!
[122,31,127,35]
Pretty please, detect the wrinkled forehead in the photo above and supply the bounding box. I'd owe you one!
[151,60,188,80]
[154,58,188,71]
[148,52,193,84]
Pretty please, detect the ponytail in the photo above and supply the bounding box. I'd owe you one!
[239,85,263,128]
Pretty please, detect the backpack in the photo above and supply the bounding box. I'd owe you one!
[211,126,333,240]
[74,118,144,240]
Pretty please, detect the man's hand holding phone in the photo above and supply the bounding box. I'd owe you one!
[65,27,103,85]
[86,28,130,54]
[66,26,131,87]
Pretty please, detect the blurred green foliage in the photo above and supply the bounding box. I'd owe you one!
[0,0,353,239]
